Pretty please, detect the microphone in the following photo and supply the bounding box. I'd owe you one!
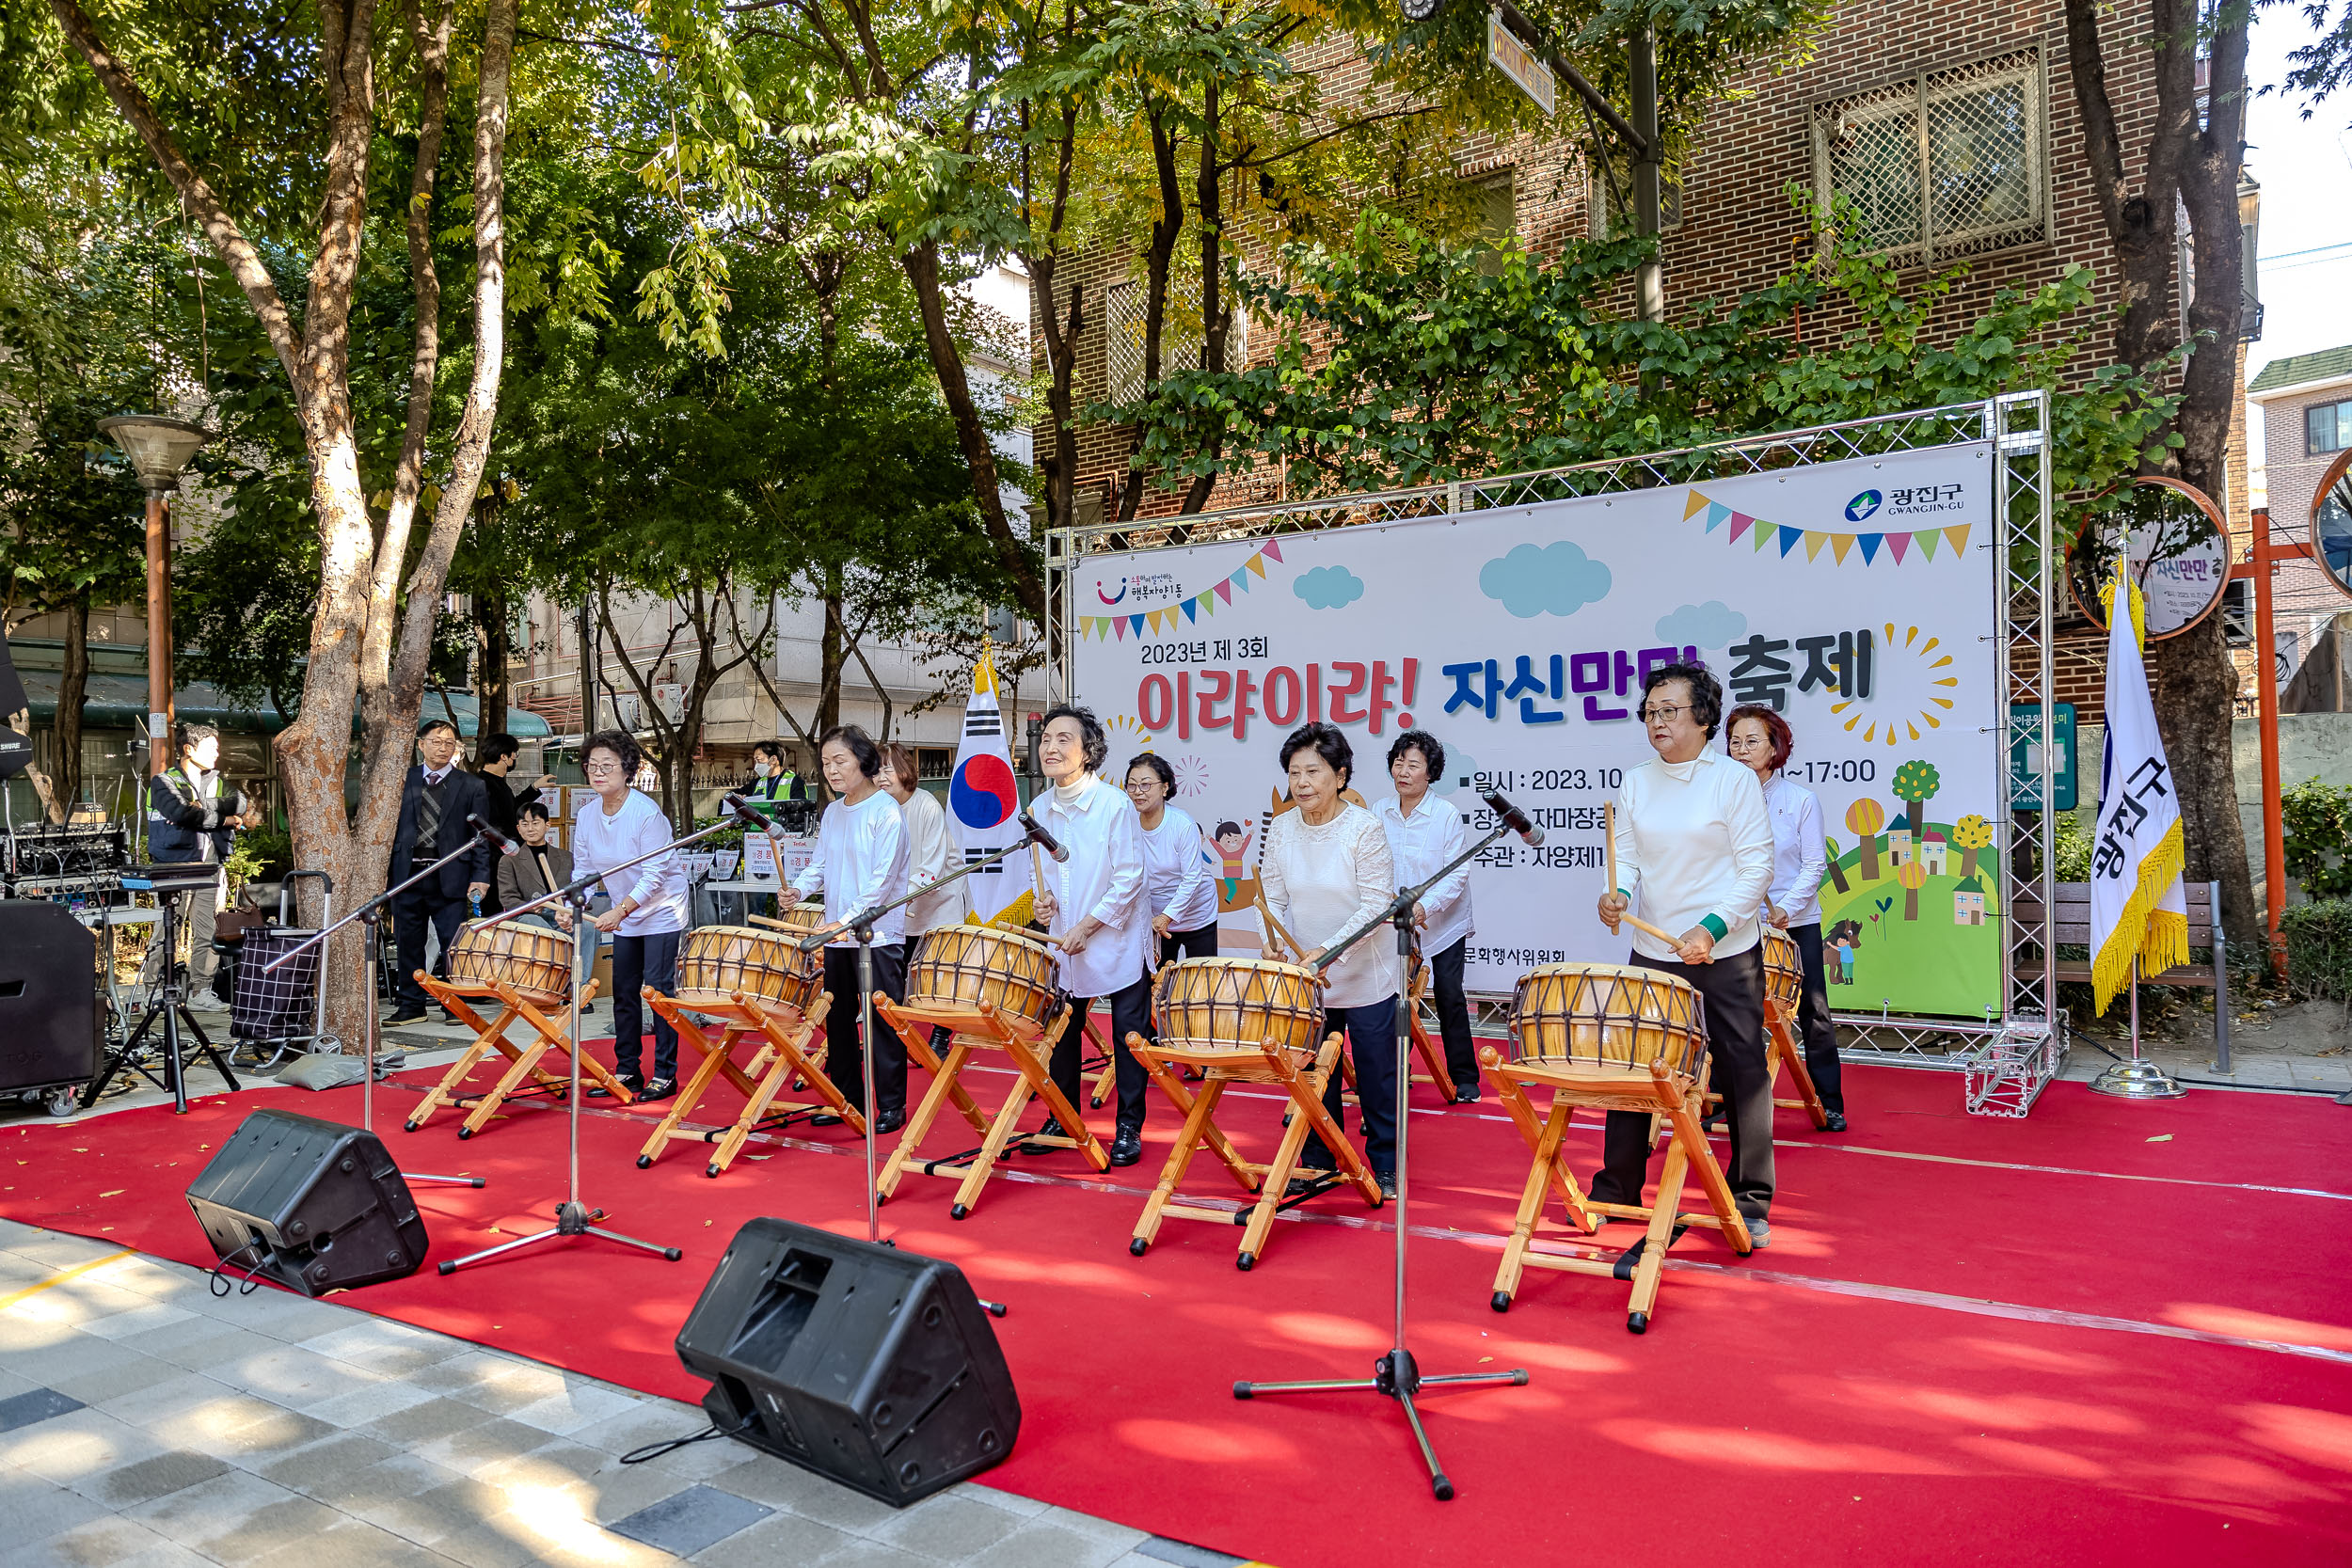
[466,812,520,857]
[722,791,778,833]
[1480,790,1545,847]
[1019,809,1071,863]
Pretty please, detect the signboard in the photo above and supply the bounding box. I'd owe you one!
[1487,8,1555,115]
[2066,478,2230,640]
[2010,702,2075,812]
[1070,443,2006,1019]
[742,833,778,882]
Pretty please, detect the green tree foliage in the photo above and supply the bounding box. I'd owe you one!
[1114,202,2178,543]
[1891,759,1941,840]
[2280,775,2352,901]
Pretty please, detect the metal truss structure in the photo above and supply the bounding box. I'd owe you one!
[1049,393,2063,1117]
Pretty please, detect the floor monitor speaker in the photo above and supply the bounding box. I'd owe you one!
[184,1109,428,1294]
[676,1217,1019,1505]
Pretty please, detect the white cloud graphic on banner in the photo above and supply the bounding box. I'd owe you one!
[1479,542,1611,618]
[1655,600,1748,649]
[1292,564,1365,610]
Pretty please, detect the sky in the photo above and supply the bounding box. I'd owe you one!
[2244,5,2352,469]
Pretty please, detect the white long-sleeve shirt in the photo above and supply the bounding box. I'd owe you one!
[1032,773,1152,998]
[792,789,912,947]
[1141,805,1217,933]
[1762,774,1829,929]
[1374,793,1474,957]
[1608,747,1774,961]
[1260,803,1400,1009]
[569,789,687,937]
[898,786,968,935]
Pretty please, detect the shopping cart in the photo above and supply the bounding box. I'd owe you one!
[229,871,338,1065]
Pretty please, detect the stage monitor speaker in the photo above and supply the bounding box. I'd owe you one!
[676,1218,1019,1506]
[0,901,97,1097]
[184,1110,428,1295]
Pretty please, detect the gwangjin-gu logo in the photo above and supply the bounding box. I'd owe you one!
[1095,579,1128,606]
[1844,490,1883,523]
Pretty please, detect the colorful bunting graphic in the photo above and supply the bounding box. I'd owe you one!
[1685,488,1976,567]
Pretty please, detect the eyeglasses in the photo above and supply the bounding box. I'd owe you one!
[584,761,624,777]
[1636,703,1689,723]
[1726,735,1771,752]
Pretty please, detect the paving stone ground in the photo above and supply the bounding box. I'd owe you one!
[0,1215,1238,1568]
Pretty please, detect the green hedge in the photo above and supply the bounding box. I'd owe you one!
[2280,898,2352,1001]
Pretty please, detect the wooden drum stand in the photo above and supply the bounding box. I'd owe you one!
[408,921,631,1137]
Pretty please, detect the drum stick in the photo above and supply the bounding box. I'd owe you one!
[1601,800,1683,949]
[746,913,795,931]
[1253,888,1303,962]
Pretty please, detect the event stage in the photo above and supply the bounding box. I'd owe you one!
[6,1048,2349,1567]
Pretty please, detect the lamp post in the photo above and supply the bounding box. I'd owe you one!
[97,415,212,776]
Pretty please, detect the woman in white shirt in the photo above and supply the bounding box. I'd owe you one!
[1030,706,1153,1167]
[1123,753,1217,965]
[1374,729,1480,1104]
[1261,721,1402,1198]
[1596,663,1778,1245]
[1727,704,1846,1131]
[788,727,913,1132]
[572,729,689,1101]
[880,743,967,936]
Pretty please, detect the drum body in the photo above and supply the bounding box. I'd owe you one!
[1507,963,1708,1108]
[676,925,821,1016]
[1151,958,1326,1068]
[448,921,573,1006]
[903,927,1060,1037]
[1759,927,1802,1015]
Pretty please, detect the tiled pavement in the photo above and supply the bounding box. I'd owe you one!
[0,1218,1245,1568]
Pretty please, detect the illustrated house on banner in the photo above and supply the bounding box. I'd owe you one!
[1919,830,1948,874]
[1888,827,1913,865]
[1953,877,1987,926]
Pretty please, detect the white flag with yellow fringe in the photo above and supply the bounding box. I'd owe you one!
[2089,560,2189,1014]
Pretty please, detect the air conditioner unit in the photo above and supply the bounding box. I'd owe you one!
[655,681,686,723]
[614,691,643,730]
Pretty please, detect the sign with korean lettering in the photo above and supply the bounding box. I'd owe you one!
[1072,441,2004,1018]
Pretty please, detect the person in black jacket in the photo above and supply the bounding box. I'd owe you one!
[145,721,255,996]
[387,719,493,1022]
[472,731,554,914]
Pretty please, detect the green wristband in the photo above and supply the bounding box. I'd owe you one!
[1700,913,1728,941]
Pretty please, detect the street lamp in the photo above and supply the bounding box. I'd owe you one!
[98,414,212,776]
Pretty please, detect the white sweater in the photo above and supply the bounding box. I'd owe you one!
[792,790,912,946]
[1608,747,1774,961]
[1260,803,1401,1008]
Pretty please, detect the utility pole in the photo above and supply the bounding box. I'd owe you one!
[1629,20,1663,322]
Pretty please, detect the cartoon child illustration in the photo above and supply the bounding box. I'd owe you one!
[1214,820,1254,909]
[1826,919,1863,985]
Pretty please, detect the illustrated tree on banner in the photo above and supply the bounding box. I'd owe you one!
[948,650,1034,924]
[2090,562,2189,1012]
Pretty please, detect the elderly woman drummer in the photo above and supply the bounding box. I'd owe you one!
[1029,705,1154,1168]
[1596,662,1779,1247]
[1262,721,1403,1200]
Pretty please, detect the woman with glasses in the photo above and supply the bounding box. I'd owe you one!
[1726,703,1846,1132]
[573,729,688,1101]
[1595,663,1778,1245]
[1374,729,1480,1104]
[1261,721,1402,1200]
[790,726,914,1132]
[1124,753,1217,967]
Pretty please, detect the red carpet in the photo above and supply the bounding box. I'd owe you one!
[7,1046,2351,1568]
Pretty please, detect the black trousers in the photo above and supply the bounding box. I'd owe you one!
[1300,995,1401,1177]
[822,943,908,1118]
[610,929,682,1082]
[1788,922,1845,1114]
[1158,922,1219,968]
[1589,943,1775,1222]
[1427,935,1479,1089]
[1050,974,1153,1129]
[390,873,468,1009]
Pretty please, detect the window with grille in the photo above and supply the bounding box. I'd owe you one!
[1588,159,1681,241]
[917,747,952,781]
[1104,274,1247,406]
[2308,398,2352,456]
[1811,51,2048,264]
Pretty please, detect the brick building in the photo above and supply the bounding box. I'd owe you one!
[1039,2,2255,729]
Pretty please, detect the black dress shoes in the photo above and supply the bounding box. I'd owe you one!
[636,1077,676,1102]
[873,1107,905,1135]
[1823,1109,1849,1132]
[1452,1085,1483,1104]
[1021,1116,1073,1155]
[1376,1170,1398,1201]
[1108,1127,1143,1166]
[385,1006,426,1024]
[809,1112,844,1127]
[589,1074,644,1100]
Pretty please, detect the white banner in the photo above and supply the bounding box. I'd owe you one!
[1070,442,2007,1017]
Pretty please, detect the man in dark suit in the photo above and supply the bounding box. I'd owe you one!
[473,731,555,914]
[387,719,493,1022]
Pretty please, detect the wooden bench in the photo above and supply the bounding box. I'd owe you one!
[2012,880,2231,1067]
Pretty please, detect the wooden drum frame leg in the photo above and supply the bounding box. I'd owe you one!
[405,982,516,1132]
[635,998,737,1169]
[705,992,851,1178]
[1767,999,1831,1128]
[1126,1039,1249,1259]
[874,1003,972,1202]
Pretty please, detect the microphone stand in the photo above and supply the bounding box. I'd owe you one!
[1234,808,1532,1501]
[435,815,742,1275]
[265,834,498,1189]
[789,818,1056,1268]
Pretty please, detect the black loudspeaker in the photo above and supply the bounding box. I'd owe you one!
[676,1218,1020,1505]
[0,901,97,1099]
[184,1110,429,1295]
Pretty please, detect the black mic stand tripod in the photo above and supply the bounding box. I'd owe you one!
[1233,799,1538,1500]
[86,863,242,1115]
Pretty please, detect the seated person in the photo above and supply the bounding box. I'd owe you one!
[496,800,597,1013]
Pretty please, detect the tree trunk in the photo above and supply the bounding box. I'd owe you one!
[1181,81,1228,515]
[476,575,510,745]
[1824,852,1850,895]
[1856,832,1880,882]
[900,240,1045,621]
[818,582,845,737]
[56,595,89,817]
[1903,886,1919,922]
[1117,97,1186,524]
